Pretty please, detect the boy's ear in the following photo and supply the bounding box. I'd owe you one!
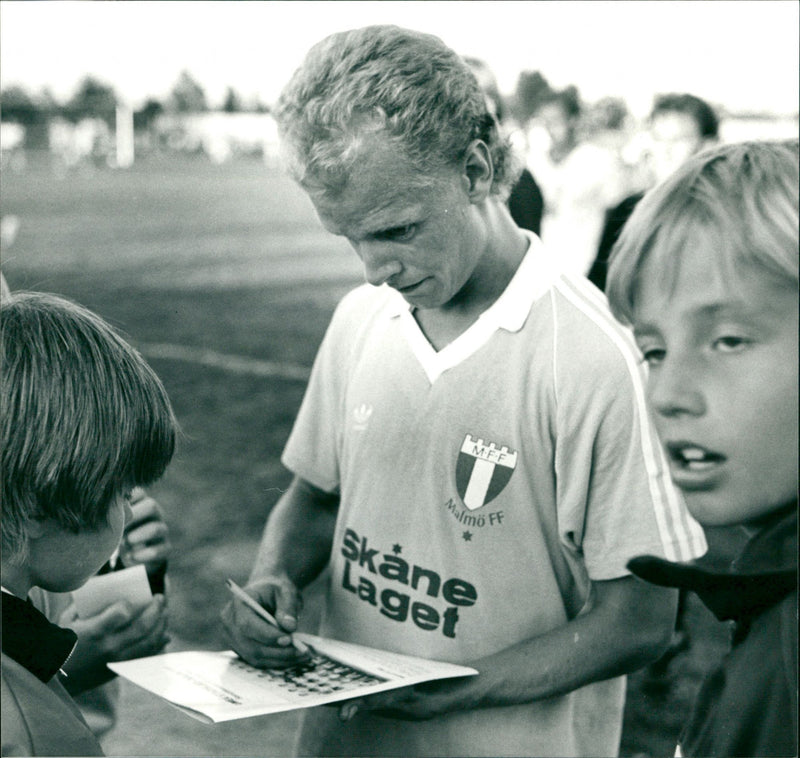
[462,139,493,202]
[25,519,48,539]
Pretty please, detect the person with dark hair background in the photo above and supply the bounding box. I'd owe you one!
[589,93,720,291]
[526,88,629,278]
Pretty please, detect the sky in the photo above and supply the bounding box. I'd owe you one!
[1,1,798,118]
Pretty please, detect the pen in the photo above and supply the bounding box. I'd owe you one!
[225,578,310,655]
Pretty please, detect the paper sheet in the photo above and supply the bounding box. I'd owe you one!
[109,633,478,723]
[72,564,152,618]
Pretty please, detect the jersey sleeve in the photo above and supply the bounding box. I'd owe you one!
[281,285,379,493]
[551,278,707,579]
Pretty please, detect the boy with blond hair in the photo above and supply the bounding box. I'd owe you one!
[607,140,798,756]
[1,292,177,756]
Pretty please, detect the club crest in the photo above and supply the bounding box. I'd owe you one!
[455,434,518,510]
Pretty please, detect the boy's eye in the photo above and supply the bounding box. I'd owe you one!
[376,224,417,242]
[712,336,749,352]
[636,341,665,366]
[640,348,666,366]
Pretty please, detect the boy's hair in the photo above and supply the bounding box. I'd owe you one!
[1,292,177,561]
[274,25,519,199]
[607,140,799,326]
[650,93,720,140]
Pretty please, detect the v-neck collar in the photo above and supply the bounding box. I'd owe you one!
[385,232,556,382]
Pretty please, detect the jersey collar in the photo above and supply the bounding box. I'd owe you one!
[384,231,555,330]
[383,232,557,382]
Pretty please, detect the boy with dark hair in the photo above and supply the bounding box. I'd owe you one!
[1,291,178,756]
[607,140,798,756]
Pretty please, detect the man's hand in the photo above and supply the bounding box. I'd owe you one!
[220,577,310,668]
[59,594,170,695]
[338,678,474,722]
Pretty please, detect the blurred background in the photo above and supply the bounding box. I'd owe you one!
[1,2,797,756]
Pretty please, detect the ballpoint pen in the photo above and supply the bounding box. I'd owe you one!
[225,578,310,655]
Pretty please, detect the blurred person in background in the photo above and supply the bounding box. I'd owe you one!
[463,57,544,236]
[526,88,629,278]
[589,93,720,291]
[221,24,706,758]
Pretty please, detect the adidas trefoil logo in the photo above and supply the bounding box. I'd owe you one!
[353,403,373,431]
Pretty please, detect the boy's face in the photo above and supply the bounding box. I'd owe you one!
[632,244,799,527]
[28,494,133,592]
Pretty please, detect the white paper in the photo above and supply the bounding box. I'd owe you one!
[108,633,478,723]
[72,564,152,618]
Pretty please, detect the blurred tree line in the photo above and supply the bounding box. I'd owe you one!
[1,65,635,151]
[0,70,270,149]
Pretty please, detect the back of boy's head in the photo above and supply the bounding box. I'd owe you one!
[607,139,799,326]
[1,292,177,562]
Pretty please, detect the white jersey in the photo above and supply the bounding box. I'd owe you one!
[283,232,706,757]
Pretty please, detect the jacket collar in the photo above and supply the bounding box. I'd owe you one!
[628,503,797,622]
[1,590,77,683]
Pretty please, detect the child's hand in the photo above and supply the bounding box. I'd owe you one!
[58,594,170,695]
[120,488,171,571]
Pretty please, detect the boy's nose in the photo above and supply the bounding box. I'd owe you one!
[648,360,706,418]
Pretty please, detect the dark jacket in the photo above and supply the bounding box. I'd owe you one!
[588,191,644,291]
[1,592,103,756]
[508,168,544,236]
[629,503,798,757]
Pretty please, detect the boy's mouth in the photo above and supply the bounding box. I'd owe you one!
[665,442,727,489]
[666,443,726,470]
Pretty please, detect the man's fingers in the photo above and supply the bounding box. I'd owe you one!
[339,699,364,722]
[220,600,305,669]
[267,581,304,632]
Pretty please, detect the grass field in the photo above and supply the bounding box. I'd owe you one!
[1,152,731,757]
